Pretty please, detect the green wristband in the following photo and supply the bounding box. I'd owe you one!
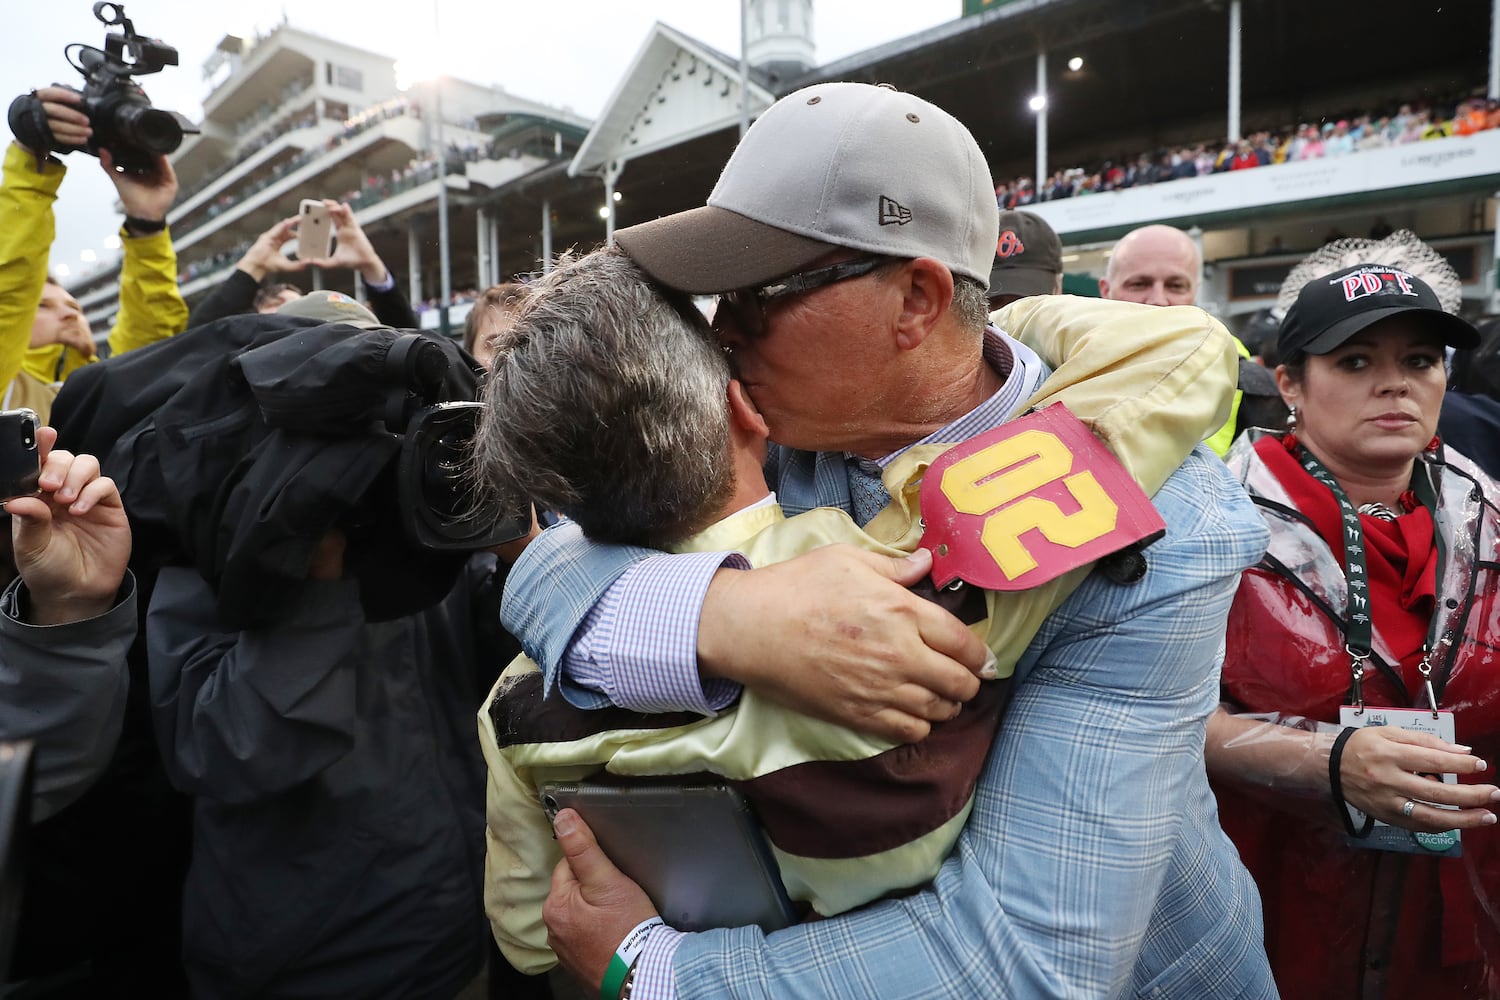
[600,954,631,1000]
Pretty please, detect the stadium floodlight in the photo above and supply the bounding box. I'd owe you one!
[1028,94,1048,112]
[1068,56,1084,72]
[598,205,611,219]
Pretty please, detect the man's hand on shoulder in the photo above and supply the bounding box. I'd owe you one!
[699,545,987,743]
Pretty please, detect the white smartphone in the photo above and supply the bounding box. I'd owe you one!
[297,199,333,262]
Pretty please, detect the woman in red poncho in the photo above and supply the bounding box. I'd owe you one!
[1209,261,1500,999]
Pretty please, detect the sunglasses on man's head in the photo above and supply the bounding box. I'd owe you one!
[713,255,898,338]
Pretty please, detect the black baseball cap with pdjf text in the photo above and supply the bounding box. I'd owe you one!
[1279,263,1479,357]
[987,210,1062,300]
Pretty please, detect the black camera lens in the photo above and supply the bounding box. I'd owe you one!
[113,104,183,154]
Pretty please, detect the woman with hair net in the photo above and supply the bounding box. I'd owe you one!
[1208,232,1500,998]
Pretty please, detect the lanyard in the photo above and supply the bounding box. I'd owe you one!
[1295,442,1445,715]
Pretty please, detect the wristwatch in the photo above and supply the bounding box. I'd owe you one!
[123,215,167,237]
[618,968,635,1000]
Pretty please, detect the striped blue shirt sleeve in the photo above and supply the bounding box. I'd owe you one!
[570,552,747,715]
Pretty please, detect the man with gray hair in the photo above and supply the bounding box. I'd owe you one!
[504,82,1276,999]
[475,250,738,550]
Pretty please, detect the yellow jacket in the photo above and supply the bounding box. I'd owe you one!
[1,142,187,420]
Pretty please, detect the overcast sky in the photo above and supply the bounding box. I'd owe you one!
[9,1,957,282]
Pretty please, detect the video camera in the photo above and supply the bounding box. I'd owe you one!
[7,3,198,173]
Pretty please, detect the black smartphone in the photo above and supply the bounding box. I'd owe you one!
[0,410,41,502]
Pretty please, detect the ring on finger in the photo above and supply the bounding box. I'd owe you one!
[1402,800,1417,818]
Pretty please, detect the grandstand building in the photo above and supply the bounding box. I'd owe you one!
[69,20,589,332]
[68,0,1500,341]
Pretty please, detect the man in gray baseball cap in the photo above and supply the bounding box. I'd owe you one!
[503,82,1276,999]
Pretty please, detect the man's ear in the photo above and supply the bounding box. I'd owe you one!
[726,379,769,441]
[894,257,954,352]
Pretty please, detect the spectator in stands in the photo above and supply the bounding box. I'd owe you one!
[987,210,1062,309]
[1325,121,1355,157]
[1360,117,1391,150]
[462,282,532,369]
[1170,147,1197,179]
[187,201,417,329]
[1299,125,1327,159]
[1252,132,1275,165]
[1230,140,1260,170]
[1422,110,1452,140]
[0,426,133,823]
[514,80,1274,1000]
[1,86,187,422]
[1454,99,1489,136]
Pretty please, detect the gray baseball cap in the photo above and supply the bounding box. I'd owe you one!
[275,289,382,329]
[615,82,998,294]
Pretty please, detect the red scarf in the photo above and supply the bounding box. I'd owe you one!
[1254,435,1439,692]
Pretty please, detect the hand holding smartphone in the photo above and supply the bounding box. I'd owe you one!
[297,199,334,262]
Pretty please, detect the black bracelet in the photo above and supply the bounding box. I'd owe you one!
[123,215,167,235]
[1329,726,1375,838]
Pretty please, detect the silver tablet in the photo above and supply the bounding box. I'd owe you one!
[541,779,798,933]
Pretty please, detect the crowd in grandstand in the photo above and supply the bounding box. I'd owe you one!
[5,11,1500,999]
[997,94,1500,207]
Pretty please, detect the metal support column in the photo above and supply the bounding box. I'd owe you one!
[1490,0,1500,99]
[1188,225,1206,309]
[541,200,553,274]
[1035,51,1047,189]
[489,216,500,284]
[1491,191,1500,313]
[603,160,622,246]
[353,268,364,304]
[739,0,751,139]
[476,208,489,290]
[407,227,422,306]
[432,4,452,336]
[311,267,323,292]
[1228,0,1243,142]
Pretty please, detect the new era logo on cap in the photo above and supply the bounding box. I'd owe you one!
[879,196,912,226]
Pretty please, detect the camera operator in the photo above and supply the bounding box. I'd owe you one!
[0,425,134,824]
[1,86,187,422]
[187,201,419,329]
